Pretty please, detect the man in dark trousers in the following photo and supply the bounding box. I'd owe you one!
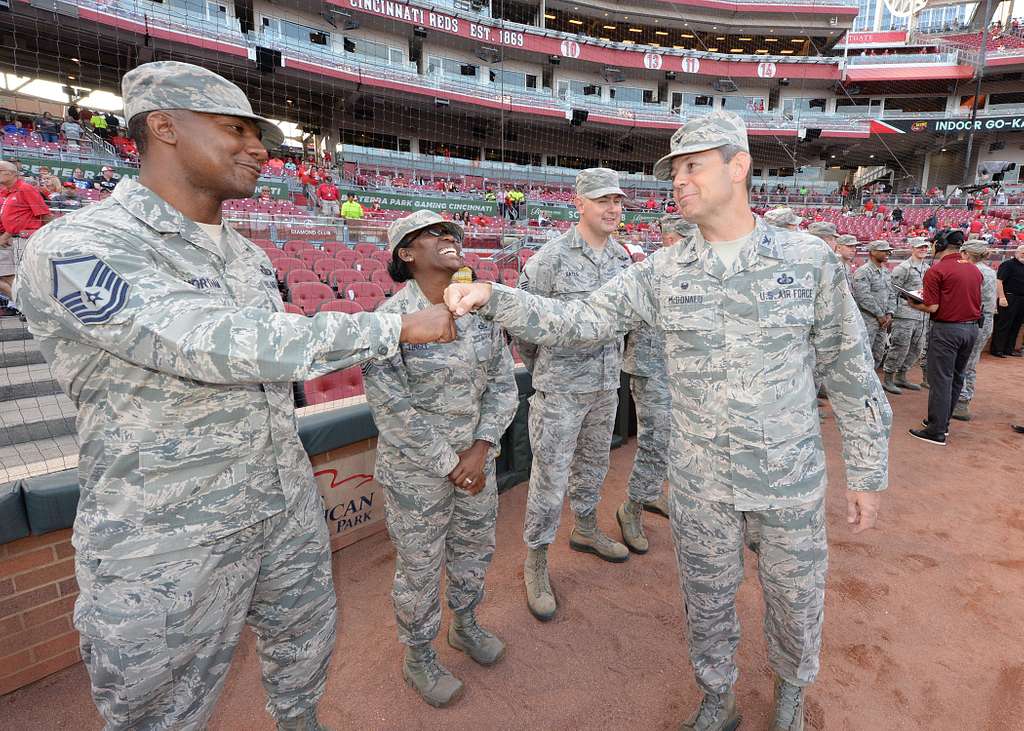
[908,230,982,446]
[991,244,1024,357]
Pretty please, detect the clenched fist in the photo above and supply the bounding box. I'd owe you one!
[399,304,456,344]
[444,282,493,317]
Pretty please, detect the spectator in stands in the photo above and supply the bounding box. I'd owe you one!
[991,244,1024,357]
[284,157,297,173]
[89,110,109,139]
[2,119,27,137]
[34,112,60,143]
[65,104,80,121]
[317,175,340,217]
[67,167,92,189]
[38,170,65,200]
[341,193,364,221]
[969,217,983,236]
[257,185,273,202]
[0,159,52,310]
[104,111,120,137]
[363,209,517,709]
[92,166,120,193]
[268,156,284,175]
[61,116,83,142]
[864,198,875,216]
[892,205,904,226]
[908,229,981,445]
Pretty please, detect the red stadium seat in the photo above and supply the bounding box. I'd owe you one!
[501,269,518,287]
[320,299,365,314]
[313,257,338,282]
[476,262,499,281]
[334,249,359,268]
[356,258,385,273]
[303,367,365,405]
[370,269,397,296]
[282,303,304,315]
[354,242,379,257]
[284,240,314,256]
[263,249,285,263]
[290,282,334,315]
[286,269,319,288]
[300,248,330,270]
[343,282,386,311]
[331,268,366,289]
[518,249,535,266]
[323,241,348,257]
[463,252,482,269]
[274,257,305,283]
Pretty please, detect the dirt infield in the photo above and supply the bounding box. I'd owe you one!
[3,355,1023,730]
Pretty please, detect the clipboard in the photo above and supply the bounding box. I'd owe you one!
[894,285,924,304]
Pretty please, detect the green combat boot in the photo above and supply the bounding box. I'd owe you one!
[277,710,333,731]
[895,371,921,391]
[402,644,463,708]
[882,372,902,395]
[448,609,506,665]
[616,499,649,554]
[523,547,557,621]
[770,677,805,731]
[680,690,741,731]
[570,512,629,563]
[951,400,972,421]
[643,492,670,519]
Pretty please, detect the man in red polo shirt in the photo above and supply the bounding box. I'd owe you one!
[907,229,982,446]
[316,175,340,217]
[0,160,52,308]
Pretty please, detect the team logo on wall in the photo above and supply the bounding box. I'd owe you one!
[643,52,663,70]
[911,121,928,132]
[560,40,581,58]
[757,62,777,78]
[680,57,701,74]
[882,0,927,17]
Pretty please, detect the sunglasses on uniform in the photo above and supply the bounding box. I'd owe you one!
[421,225,462,242]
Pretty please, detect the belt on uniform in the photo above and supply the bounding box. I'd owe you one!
[933,319,979,324]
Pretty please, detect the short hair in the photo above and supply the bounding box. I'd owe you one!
[717,144,752,191]
[387,234,416,283]
[127,113,150,156]
[933,229,965,253]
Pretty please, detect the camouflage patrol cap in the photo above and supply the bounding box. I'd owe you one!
[835,234,859,247]
[387,209,464,252]
[807,221,838,238]
[868,239,893,251]
[961,239,989,255]
[653,111,749,180]
[121,61,284,148]
[575,168,626,199]
[763,207,803,226]
[909,237,931,248]
[658,214,696,238]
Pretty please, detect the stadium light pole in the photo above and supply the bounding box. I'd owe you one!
[962,0,992,185]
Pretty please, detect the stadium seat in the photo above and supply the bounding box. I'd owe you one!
[501,269,519,287]
[274,257,305,284]
[313,257,338,282]
[370,269,397,296]
[476,262,499,281]
[356,258,385,273]
[282,302,304,315]
[303,366,365,405]
[331,268,366,290]
[463,252,482,269]
[286,269,319,289]
[300,248,330,269]
[290,282,334,315]
[354,242,379,257]
[323,241,347,257]
[334,249,359,268]
[344,282,386,311]
[319,299,364,314]
[284,240,314,256]
[518,249,535,266]
[263,249,285,263]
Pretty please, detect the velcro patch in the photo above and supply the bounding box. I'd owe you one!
[50,255,130,325]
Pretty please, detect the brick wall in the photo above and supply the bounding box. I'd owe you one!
[0,529,81,696]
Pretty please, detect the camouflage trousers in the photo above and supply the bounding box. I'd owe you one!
[669,491,828,695]
[73,488,336,730]
[382,459,498,646]
[626,374,670,505]
[960,315,993,403]
[882,317,927,374]
[861,314,889,367]
[524,388,618,549]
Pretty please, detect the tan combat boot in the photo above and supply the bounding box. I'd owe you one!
[894,371,921,391]
[569,512,629,563]
[448,609,506,665]
[616,499,649,554]
[402,644,463,708]
[680,690,741,731]
[524,546,557,621]
[643,492,670,519]
[951,400,972,421]
[770,677,805,731]
[277,710,333,731]
[881,372,902,395]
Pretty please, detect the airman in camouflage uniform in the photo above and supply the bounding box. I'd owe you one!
[852,240,898,368]
[954,239,998,420]
[806,221,837,249]
[445,111,891,731]
[617,214,694,554]
[13,62,453,731]
[881,238,931,394]
[516,168,633,621]
[833,234,859,290]
[763,207,803,231]
[363,211,518,707]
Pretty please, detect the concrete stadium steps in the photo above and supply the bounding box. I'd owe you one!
[0,392,78,448]
[0,361,63,402]
[0,337,46,369]
[0,434,79,484]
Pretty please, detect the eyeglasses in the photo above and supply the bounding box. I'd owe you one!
[421,225,462,242]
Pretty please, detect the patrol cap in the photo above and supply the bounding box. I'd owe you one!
[868,240,893,252]
[764,207,803,227]
[806,221,837,238]
[961,239,989,255]
[575,168,626,199]
[658,214,696,238]
[121,61,284,148]
[909,237,931,248]
[387,209,464,252]
[653,111,749,180]
[835,234,859,247]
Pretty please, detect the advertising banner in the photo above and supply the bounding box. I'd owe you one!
[311,439,387,552]
[872,115,1024,134]
[341,188,499,215]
